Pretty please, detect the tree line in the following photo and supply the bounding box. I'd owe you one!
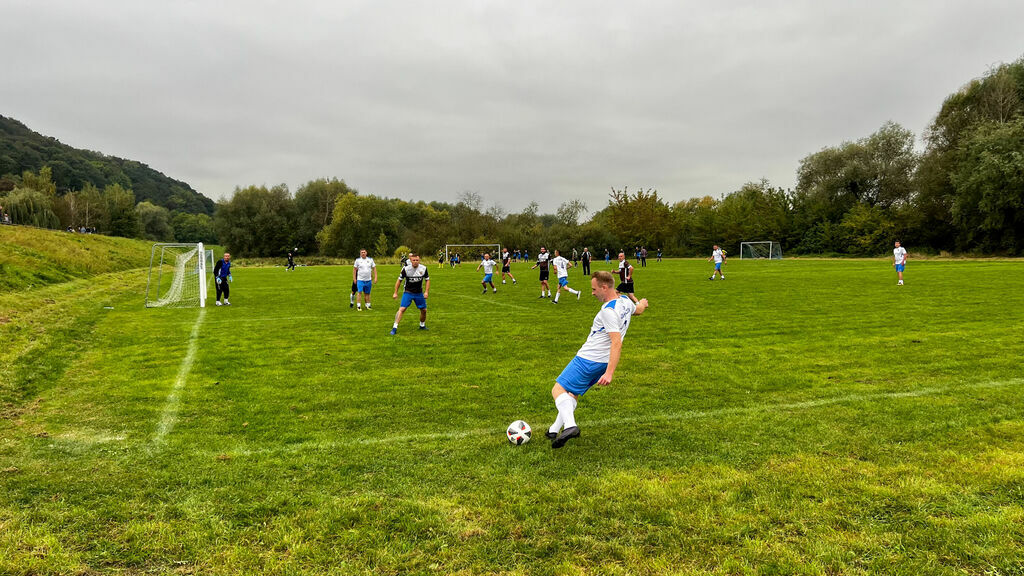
[4,57,1022,256]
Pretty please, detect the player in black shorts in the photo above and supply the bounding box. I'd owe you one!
[286,251,296,271]
[614,252,638,304]
[350,281,358,308]
[531,247,551,298]
[500,247,517,285]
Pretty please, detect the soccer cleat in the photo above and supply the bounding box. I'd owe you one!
[215,301,222,306]
[224,300,230,305]
[493,289,497,293]
[357,307,362,311]
[898,280,904,285]
[538,295,546,299]
[576,290,581,300]
[721,276,725,279]
[350,303,354,308]
[418,325,428,330]
[551,426,580,449]
[389,328,397,335]
[483,289,487,294]
[513,280,517,284]
[708,276,714,280]
[551,300,558,304]
[546,431,558,440]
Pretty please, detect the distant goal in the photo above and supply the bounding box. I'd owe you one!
[739,241,783,260]
[444,243,501,263]
[145,243,214,308]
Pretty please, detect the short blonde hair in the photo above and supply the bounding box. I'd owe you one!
[592,271,615,288]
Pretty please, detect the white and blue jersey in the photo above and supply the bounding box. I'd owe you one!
[712,248,724,269]
[480,259,496,282]
[557,296,638,395]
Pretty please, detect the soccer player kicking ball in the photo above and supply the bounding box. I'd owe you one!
[391,253,429,335]
[531,247,552,299]
[708,245,726,280]
[213,252,232,306]
[352,249,377,310]
[500,247,517,285]
[550,250,581,304]
[476,253,498,294]
[893,240,907,285]
[547,271,648,448]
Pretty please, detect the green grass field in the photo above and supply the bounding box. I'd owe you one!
[3,255,1024,575]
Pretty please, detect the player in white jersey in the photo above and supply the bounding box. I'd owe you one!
[893,240,907,285]
[547,271,649,448]
[476,253,498,294]
[708,245,726,280]
[549,250,581,304]
[500,247,517,285]
[352,249,378,310]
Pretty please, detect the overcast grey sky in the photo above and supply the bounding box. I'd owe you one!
[2,1,1022,214]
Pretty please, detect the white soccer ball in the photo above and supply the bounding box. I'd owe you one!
[506,420,532,445]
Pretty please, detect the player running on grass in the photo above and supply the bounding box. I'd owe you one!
[531,247,552,299]
[286,251,296,271]
[547,271,648,448]
[708,245,726,280]
[614,252,639,304]
[476,253,498,294]
[391,253,429,335]
[893,240,907,285]
[550,250,581,304]
[500,247,517,285]
[352,249,377,310]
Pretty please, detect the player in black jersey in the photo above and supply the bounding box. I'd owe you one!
[614,252,639,304]
[286,251,296,271]
[531,247,551,298]
[391,253,430,335]
[500,247,517,285]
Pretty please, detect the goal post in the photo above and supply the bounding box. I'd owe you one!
[444,243,501,263]
[145,243,214,308]
[739,241,783,260]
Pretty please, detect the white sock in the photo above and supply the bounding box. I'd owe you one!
[366,304,371,309]
[350,295,354,304]
[357,304,361,309]
[549,413,564,435]
[568,287,580,295]
[555,394,577,429]
[419,321,426,327]
[554,292,560,302]
[392,322,398,329]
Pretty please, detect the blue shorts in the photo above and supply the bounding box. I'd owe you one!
[357,280,372,294]
[558,276,569,287]
[715,262,722,270]
[400,292,427,309]
[483,274,493,283]
[895,264,905,272]
[557,356,608,396]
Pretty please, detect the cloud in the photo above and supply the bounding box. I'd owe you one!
[2,0,1022,212]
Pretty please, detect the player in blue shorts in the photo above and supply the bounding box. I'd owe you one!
[893,240,907,285]
[476,253,498,294]
[547,271,648,448]
[352,249,377,311]
[391,253,430,335]
[708,245,726,280]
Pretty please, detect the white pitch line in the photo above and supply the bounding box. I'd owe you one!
[212,378,1022,456]
[151,308,206,448]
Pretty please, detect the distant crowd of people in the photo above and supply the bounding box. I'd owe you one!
[66,226,98,234]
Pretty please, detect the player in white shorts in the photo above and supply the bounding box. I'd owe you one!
[549,250,581,304]
[893,241,907,285]
[708,245,726,280]
[547,271,648,448]
[476,253,498,294]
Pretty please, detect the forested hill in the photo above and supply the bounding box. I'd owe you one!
[0,115,214,215]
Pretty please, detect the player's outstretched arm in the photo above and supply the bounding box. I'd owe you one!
[597,332,623,386]
[633,298,649,315]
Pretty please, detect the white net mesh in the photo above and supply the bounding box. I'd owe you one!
[739,242,783,259]
[146,244,212,308]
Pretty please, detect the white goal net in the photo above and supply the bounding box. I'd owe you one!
[739,241,783,260]
[444,244,501,263]
[145,243,214,308]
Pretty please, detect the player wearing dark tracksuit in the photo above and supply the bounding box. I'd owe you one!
[213,253,232,305]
